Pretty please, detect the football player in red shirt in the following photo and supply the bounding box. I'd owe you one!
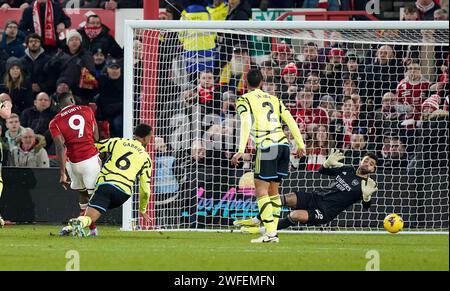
[49,93,101,236]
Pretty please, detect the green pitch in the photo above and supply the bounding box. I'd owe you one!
[0,225,448,271]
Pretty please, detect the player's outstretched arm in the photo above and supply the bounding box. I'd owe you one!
[318,149,348,176]
[232,100,252,166]
[139,158,152,223]
[280,103,305,157]
[323,149,344,168]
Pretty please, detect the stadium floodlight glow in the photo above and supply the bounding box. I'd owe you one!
[123,20,449,234]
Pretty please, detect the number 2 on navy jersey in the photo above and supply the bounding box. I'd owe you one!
[68,114,85,138]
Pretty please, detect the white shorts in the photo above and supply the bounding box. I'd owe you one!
[66,154,101,195]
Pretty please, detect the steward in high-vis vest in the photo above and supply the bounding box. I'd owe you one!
[179,1,217,80]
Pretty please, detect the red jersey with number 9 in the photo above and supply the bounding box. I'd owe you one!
[49,105,99,163]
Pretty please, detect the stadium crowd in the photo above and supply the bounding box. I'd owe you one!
[0,0,448,179]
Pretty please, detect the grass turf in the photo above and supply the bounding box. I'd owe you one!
[0,225,448,271]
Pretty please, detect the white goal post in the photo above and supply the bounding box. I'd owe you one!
[123,20,449,233]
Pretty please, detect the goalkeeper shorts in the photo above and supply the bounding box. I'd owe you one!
[88,183,130,214]
[294,191,333,225]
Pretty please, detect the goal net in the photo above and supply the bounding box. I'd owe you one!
[123,21,449,233]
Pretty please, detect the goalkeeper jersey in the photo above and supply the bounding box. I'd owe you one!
[236,88,305,152]
[95,138,152,197]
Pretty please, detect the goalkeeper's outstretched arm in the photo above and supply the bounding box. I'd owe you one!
[318,149,347,176]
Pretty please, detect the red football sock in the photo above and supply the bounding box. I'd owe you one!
[89,221,97,230]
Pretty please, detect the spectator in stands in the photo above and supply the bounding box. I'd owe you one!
[318,94,335,121]
[299,42,323,84]
[96,58,123,137]
[154,136,179,195]
[416,0,441,20]
[207,0,228,20]
[291,90,328,136]
[227,0,252,20]
[270,41,295,77]
[0,20,26,58]
[420,94,444,119]
[0,0,30,10]
[20,33,53,95]
[54,79,70,95]
[416,94,449,169]
[19,0,71,54]
[434,8,449,19]
[203,123,234,168]
[430,56,449,97]
[220,91,236,120]
[362,44,404,108]
[197,70,221,114]
[396,62,430,128]
[322,47,345,96]
[0,57,33,113]
[303,71,324,107]
[8,127,49,167]
[4,113,24,151]
[280,62,300,106]
[381,136,409,169]
[100,0,143,9]
[215,0,252,77]
[344,133,368,167]
[343,51,365,85]
[177,138,207,170]
[78,14,123,59]
[337,77,358,105]
[46,29,97,104]
[259,60,276,80]
[319,31,352,58]
[20,92,57,150]
[158,2,184,88]
[92,47,107,78]
[179,0,216,83]
[220,45,254,96]
[329,96,356,150]
[351,93,361,116]
[402,5,420,20]
[305,124,332,171]
[373,92,401,150]
[262,76,278,97]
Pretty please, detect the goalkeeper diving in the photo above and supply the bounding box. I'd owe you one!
[234,150,379,232]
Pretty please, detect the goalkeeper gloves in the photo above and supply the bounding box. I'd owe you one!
[323,149,345,168]
[361,178,378,202]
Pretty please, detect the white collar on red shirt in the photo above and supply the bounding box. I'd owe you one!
[416,1,435,13]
